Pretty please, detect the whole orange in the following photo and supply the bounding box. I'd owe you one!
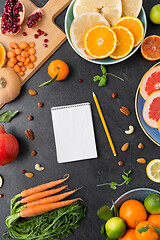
[119,228,137,240]
[48,60,69,80]
[148,214,160,228]
[119,200,147,228]
[135,221,159,240]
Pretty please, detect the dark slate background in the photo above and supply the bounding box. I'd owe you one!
[0,0,160,239]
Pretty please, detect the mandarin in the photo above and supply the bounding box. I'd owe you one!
[48,60,69,81]
[148,214,160,228]
[119,228,137,240]
[135,221,159,240]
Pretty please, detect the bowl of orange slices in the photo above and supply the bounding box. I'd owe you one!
[65,0,147,64]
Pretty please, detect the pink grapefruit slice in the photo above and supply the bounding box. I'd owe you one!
[143,90,160,128]
[140,66,160,100]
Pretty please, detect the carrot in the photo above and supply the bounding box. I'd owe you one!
[20,198,82,217]
[20,185,68,204]
[21,174,69,197]
[26,188,81,207]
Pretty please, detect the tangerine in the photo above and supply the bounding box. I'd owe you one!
[135,221,159,240]
[48,60,69,81]
[119,199,147,228]
[119,228,137,240]
[148,214,160,228]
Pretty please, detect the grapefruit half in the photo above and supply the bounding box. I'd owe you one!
[143,90,160,128]
[140,66,160,100]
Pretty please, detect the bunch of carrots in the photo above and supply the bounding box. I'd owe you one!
[7,174,82,227]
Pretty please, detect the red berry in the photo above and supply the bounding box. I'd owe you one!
[44,39,48,42]
[0,194,4,198]
[40,31,44,34]
[43,44,48,47]
[37,29,41,33]
[22,170,26,174]
[79,79,83,83]
[37,31,41,36]
[23,32,27,36]
[34,34,38,39]
[44,33,48,36]
[112,93,118,99]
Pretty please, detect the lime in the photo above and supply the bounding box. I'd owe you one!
[144,194,160,214]
[150,4,160,24]
[105,217,126,239]
[97,205,113,221]
[0,176,3,188]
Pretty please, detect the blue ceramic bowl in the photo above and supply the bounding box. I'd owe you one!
[65,0,147,65]
[135,64,160,147]
[111,188,160,211]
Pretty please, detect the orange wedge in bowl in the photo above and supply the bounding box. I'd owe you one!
[84,24,117,59]
[114,16,144,47]
[0,43,6,68]
[110,26,135,59]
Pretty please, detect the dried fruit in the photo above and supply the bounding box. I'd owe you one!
[38,102,43,108]
[121,143,129,152]
[1,0,25,35]
[27,8,44,28]
[112,93,118,99]
[28,115,34,121]
[118,161,124,166]
[25,129,34,141]
[22,170,26,174]
[25,172,34,178]
[120,106,130,116]
[28,89,37,95]
[35,163,44,171]
[125,125,134,134]
[0,194,4,198]
[0,176,3,188]
[79,79,83,83]
[31,150,37,156]
[137,158,146,164]
[138,143,144,149]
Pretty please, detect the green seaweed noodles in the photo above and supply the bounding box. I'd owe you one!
[3,193,86,240]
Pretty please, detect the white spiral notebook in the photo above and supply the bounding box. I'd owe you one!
[51,103,97,163]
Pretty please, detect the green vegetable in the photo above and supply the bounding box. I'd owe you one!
[0,110,19,123]
[93,65,125,87]
[97,170,132,190]
[38,74,58,87]
[0,176,3,188]
[112,200,119,217]
[137,225,160,235]
[97,205,113,221]
[101,224,107,237]
[4,203,86,240]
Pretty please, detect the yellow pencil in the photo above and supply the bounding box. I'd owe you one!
[92,92,117,156]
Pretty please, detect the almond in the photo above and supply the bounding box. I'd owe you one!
[25,172,34,178]
[25,129,34,141]
[120,107,130,116]
[118,161,124,166]
[138,143,144,149]
[28,89,37,95]
[137,158,146,164]
[121,143,129,152]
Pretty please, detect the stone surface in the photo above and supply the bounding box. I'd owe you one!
[0,0,160,239]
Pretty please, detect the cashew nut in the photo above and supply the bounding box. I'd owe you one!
[35,163,44,171]
[125,125,134,135]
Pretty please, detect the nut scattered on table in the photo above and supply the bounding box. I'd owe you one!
[28,89,37,95]
[25,129,34,141]
[31,150,37,156]
[120,106,130,116]
[138,143,144,149]
[118,161,124,166]
[38,102,43,108]
[125,125,134,134]
[35,163,44,171]
[28,115,34,121]
[112,92,118,99]
[121,143,129,152]
[137,158,146,164]
[25,172,34,178]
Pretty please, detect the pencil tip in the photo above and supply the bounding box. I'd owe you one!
[114,154,117,156]
[92,92,95,97]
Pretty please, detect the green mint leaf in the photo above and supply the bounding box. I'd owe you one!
[38,74,58,87]
[110,183,117,190]
[0,111,19,123]
[98,76,107,87]
[136,225,149,234]
[97,206,113,221]
[125,177,132,185]
[128,170,132,175]
[93,76,101,82]
[112,200,119,217]
[122,175,128,181]
[101,65,106,74]
[152,226,160,235]
[101,224,107,237]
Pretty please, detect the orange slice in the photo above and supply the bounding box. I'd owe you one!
[84,24,117,59]
[114,16,144,47]
[110,26,135,59]
[141,35,160,61]
[0,43,6,68]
